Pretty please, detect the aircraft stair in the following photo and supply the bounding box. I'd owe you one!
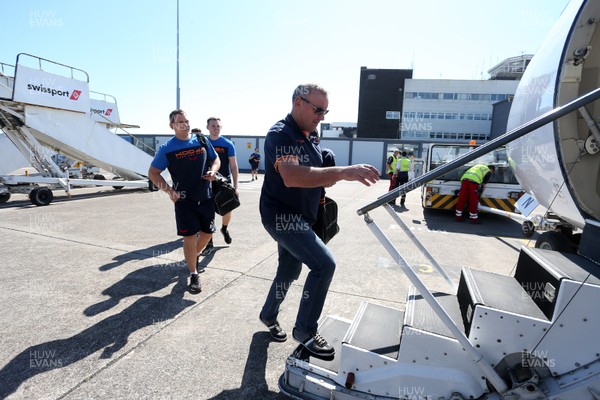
[281,240,600,399]
[0,53,157,205]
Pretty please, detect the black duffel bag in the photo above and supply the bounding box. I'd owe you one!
[213,173,240,216]
[312,196,339,244]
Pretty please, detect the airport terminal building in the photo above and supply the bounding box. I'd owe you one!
[356,55,532,145]
[399,78,519,142]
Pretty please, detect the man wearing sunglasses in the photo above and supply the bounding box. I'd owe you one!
[258,84,380,360]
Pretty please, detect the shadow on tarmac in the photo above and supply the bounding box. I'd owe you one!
[422,207,527,239]
[100,239,183,271]
[206,331,285,400]
[85,261,186,317]
[0,271,194,399]
[0,187,148,209]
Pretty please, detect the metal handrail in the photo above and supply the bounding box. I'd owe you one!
[15,53,89,82]
[358,85,600,215]
[0,62,15,76]
[89,90,118,104]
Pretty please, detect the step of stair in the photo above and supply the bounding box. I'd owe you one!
[458,268,548,334]
[345,302,403,360]
[404,286,465,338]
[514,246,600,319]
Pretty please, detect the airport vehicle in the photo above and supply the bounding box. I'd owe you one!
[422,143,523,212]
[0,54,157,206]
[279,0,600,399]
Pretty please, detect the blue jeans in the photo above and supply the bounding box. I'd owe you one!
[260,217,336,337]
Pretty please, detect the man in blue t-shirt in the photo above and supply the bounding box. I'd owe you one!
[258,84,380,360]
[148,110,220,294]
[249,148,261,181]
[201,117,239,255]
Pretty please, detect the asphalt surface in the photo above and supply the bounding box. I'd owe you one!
[0,174,535,399]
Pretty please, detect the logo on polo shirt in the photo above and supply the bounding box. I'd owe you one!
[175,147,205,160]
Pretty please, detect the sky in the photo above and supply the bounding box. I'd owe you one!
[2,0,570,136]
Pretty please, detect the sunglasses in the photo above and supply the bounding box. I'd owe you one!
[300,97,329,116]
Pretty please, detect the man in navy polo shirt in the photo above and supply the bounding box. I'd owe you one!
[148,109,220,294]
[258,84,380,360]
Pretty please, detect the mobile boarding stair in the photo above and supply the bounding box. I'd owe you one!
[0,54,157,205]
[279,89,600,399]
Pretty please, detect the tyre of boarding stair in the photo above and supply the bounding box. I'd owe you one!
[29,187,53,206]
[112,177,125,190]
[93,174,106,187]
[535,230,573,252]
[148,180,158,191]
[0,192,10,203]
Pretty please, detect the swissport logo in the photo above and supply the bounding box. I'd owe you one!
[90,108,113,116]
[70,90,81,100]
[27,83,82,101]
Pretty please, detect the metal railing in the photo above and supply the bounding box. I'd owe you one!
[16,53,89,82]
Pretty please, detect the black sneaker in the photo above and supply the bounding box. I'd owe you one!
[221,227,232,244]
[200,241,213,256]
[195,256,205,273]
[188,274,202,294]
[292,328,335,360]
[259,314,287,342]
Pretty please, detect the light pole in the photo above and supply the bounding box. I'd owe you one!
[176,0,180,109]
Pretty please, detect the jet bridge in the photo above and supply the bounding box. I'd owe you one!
[0,53,158,205]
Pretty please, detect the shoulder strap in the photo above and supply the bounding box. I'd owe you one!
[195,133,208,148]
[196,133,218,164]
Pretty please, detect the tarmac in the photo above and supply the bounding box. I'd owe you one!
[0,173,535,399]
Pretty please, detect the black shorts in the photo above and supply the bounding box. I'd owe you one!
[174,198,215,237]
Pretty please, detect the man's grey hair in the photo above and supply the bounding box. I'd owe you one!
[292,84,328,102]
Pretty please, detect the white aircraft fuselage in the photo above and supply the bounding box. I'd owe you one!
[507,0,600,229]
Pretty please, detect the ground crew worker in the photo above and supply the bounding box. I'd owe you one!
[386,149,400,204]
[386,150,400,191]
[455,164,495,223]
[394,150,411,207]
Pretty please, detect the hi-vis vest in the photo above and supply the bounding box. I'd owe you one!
[397,157,411,172]
[387,155,398,174]
[461,164,490,184]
